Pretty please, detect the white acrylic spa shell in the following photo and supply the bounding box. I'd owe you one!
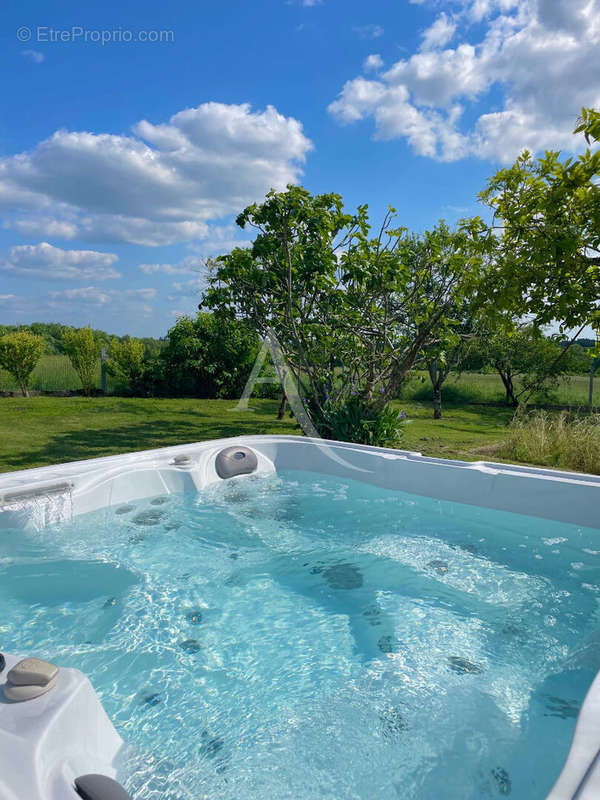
[0,435,599,800]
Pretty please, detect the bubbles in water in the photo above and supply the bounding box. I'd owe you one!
[380,706,408,740]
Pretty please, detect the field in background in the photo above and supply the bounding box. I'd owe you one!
[0,354,125,394]
[401,370,599,407]
[1,356,598,407]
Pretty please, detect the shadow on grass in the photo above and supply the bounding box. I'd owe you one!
[5,409,299,471]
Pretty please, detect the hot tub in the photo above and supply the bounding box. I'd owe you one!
[0,435,598,799]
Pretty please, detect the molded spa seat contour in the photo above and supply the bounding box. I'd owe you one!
[75,774,133,800]
[0,653,124,800]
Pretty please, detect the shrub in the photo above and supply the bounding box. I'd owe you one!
[62,327,101,396]
[160,313,260,398]
[0,332,45,397]
[501,411,600,475]
[315,395,406,447]
[108,338,146,394]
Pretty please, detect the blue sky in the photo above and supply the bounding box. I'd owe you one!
[1,0,598,337]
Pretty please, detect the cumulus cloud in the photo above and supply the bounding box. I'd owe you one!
[0,102,313,245]
[138,256,204,276]
[1,242,120,280]
[363,54,384,71]
[420,12,456,50]
[329,0,600,162]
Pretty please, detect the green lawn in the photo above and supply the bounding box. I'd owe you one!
[0,397,300,473]
[0,395,518,474]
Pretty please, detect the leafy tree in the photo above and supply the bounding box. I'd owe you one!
[108,337,146,394]
[0,332,45,397]
[479,107,600,340]
[424,301,485,419]
[203,186,489,442]
[481,324,576,406]
[62,326,101,396]
[160,312,260,398]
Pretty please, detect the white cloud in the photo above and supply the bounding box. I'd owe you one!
[169,278,205,298]
[0,102,313,246]
[22,50,45,64]
[0,287,158,329]
[49,286,156,305]
[1,242,120,280]
[329,0,600,163]
[47,286,157,319]
[139,256,204,275]
[139,225,252,275]
[420,12,456,50]
[353,24,384,39]
[363,54,384,71]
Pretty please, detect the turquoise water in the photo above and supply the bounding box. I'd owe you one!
[1,470,599,799]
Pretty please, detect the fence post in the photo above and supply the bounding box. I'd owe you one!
[100,348,107,395]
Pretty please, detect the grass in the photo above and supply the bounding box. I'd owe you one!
[0,395,517,474]
[393,400,515,461]
[500,411,600,474]
[0,397,301,473]
[401,371,600,407]
[0,354,125,394]
[0,393,597,475]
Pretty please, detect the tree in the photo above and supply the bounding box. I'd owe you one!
[203,186,489,442]
[108,337,146,394]
[0,332,45,397]
[479,107,600,339]
[481,324,576,407]
[424,301,484,419]
[160,312,260,398]
[62,327,101,396]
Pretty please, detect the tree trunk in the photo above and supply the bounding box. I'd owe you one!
[277,392,287,420]
[497,368,517,406]
[433,384,442,419]
[428,360,445,419]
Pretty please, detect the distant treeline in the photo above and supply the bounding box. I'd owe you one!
[0,322,164,358]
